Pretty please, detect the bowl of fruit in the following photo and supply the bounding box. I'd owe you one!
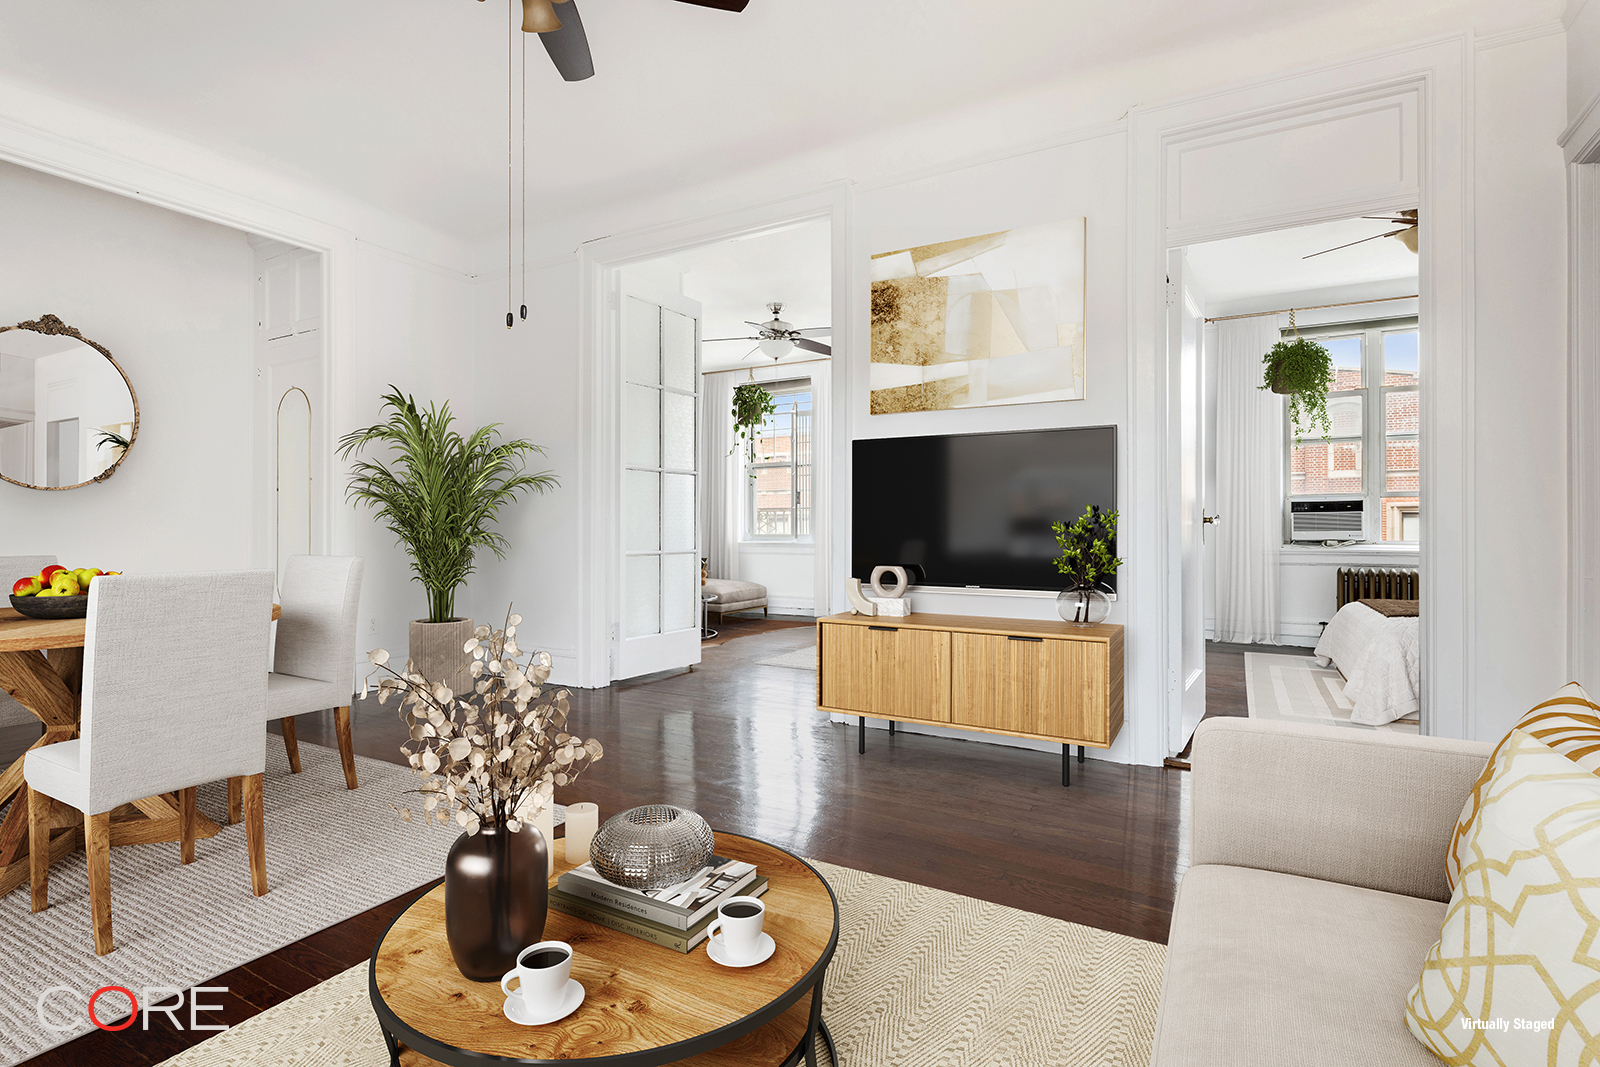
[9,566,118,620]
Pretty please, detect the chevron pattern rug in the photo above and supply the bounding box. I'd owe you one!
[154,860,1166,1067]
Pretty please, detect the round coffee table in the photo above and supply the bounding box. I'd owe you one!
[369,831,840,1067]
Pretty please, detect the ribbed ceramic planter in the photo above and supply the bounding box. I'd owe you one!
[409,617,475,689]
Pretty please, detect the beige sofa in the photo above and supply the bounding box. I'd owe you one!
[1150,718,1493,1066]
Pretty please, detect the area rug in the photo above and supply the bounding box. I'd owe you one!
[756,644,817,670]
[152,860,1166,1067]
[701,616,812,648]
[1245,652,1420,734]
[0,741,564,1066]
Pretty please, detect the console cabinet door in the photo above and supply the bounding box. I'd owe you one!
[819,623,951,723]
[819,622,872,712]
[950,634,1107,743]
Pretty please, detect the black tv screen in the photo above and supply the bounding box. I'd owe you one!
[852,426,1117,593]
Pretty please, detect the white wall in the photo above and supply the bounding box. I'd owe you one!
[0,159,254,570]
[1569,0,1600,120]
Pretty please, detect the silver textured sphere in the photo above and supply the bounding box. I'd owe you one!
[589,805,716,891]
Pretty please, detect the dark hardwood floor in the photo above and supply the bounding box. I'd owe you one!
[12,626,1280,1066]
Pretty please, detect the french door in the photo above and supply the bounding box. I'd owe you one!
[616,289,702,679]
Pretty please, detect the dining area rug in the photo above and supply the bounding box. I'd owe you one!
[148,860,1166,1067]
[0,741,563,1066]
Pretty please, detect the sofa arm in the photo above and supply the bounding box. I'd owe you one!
[1190,718,1492,902]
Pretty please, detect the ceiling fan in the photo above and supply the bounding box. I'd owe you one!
[704,303,832,361]
[1303,210,1419,259]
[490,0,750,82]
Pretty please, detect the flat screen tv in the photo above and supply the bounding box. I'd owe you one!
[852,426,1117,594]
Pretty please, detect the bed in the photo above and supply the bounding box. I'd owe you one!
[1313,600,1420,726]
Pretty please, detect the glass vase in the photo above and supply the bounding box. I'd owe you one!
[1056,587,1110,626]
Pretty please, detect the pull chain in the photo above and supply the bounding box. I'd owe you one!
[520,26,528,324]
[1288,307,1298,336]
[507,2,515,330]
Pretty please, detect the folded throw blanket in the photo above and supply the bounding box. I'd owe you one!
[1360,598,1419,618]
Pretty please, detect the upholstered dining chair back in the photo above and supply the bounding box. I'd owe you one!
[79,571,274,814]
[273,555,364,691]
[1,555,58,589]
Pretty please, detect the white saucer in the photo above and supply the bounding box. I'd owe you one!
[503,980,584,1025]
[707,931,776,968]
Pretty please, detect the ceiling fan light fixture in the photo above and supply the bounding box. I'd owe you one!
[521,0,563,33]
[759,338,794,360]
[1396,226,1419,254]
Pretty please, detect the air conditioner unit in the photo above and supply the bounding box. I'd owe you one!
[1290,499,1364,542]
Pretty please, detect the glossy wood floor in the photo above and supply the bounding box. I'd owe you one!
[13,625,1266,1066]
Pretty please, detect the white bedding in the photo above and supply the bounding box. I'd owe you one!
[1313,601,1420,726]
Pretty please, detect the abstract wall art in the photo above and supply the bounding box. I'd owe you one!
[869,221,1086,414]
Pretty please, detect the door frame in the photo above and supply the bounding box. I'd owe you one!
[574,182,855,688]
[1130,38,1470,760]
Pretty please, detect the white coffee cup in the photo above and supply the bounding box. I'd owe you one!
[706,896,766,962]
[501,941,572,1008]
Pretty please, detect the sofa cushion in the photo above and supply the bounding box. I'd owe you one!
[701,579,766,610]
[1150,864,1446,1067]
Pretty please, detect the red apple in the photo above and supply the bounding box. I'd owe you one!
[11,576,41,597]
[39,565,65,583]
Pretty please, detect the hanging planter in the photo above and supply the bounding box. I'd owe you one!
[730,380,777,479]
[1259,335,1334,441]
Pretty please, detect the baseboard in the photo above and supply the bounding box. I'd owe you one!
[764,597,815,615]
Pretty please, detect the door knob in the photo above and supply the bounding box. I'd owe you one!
[1202,513,1219,543]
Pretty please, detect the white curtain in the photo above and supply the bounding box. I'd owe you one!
[1215,316,1285,644]
[699,371,740,580]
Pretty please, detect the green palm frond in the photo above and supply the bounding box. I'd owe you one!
[338,388,558,623]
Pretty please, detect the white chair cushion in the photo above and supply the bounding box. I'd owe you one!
[702,579,767,611]
[268,672,345,719]
[24,740,88,812]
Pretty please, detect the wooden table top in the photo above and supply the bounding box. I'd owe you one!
[371,832,839,1065]
[0,603,280,653]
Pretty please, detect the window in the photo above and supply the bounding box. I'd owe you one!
[746,382,811,540]
[1285,319,1419,543]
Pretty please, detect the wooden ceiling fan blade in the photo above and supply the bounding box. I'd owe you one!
[536,0,594,81]
[703,336,762,342]
[792,338,831,355]
[670,0,751,10]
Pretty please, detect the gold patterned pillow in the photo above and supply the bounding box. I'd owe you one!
[1406,727,1600,1062]
[1446,681,1600,890]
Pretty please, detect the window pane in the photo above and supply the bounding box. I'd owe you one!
[661,309,695,392]
[624,297,659,385]
[1323,335,1362,390]
[1384,331,1419,385]
[624,384,659,468]
[662,390,694,471]
[1290,439,1363,495]
[754,464,792,535]
[1385,389,1418,435]
[796,464,811,538]
[1381,496,1420,542]
[1297,393,1364,438]
[1385,438,1419,493]
[756,411,792,463]
[625,554,660,638]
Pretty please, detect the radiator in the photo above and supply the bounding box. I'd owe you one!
[1337,567,1420,609]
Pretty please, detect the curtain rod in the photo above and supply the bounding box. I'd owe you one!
[700,355,832,375]
[1204,294,1418,323]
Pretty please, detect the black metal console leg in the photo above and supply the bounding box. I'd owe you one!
[889,720,895,736]
[381,1027,402,1067]
[1062,743,1070,787]
[1078,744,1085,764]
[858,716,865,754]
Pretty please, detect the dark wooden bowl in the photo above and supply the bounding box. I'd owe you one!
[8,593,89,619]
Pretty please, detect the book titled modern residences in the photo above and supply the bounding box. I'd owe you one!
[549,877,770,953]
[557,856,757,930]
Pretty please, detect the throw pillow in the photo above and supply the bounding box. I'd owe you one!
[1404,727,1600,1063]
[1446,681,1600,890]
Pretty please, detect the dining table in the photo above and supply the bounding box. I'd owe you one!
[0,602,281,897]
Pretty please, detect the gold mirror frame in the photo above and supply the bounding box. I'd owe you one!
[0,313,140,491]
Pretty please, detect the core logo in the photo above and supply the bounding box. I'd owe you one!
[36,985,229,1033]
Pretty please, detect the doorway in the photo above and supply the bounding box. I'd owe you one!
[1170,214,1422,754]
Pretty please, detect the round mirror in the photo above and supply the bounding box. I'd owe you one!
[0,315,138,490]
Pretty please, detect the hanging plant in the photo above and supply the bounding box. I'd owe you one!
[730,381,777,478]
[1259,336,1334,441]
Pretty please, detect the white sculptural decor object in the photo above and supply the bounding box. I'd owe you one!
[868,566,912,616]
[844,578,877,616]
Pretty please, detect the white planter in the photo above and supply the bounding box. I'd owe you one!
[409,618,475,690]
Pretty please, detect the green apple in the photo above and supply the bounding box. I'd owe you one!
[49,573,80,596]
[74,568,101,588]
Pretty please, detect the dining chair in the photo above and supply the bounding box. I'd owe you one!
[1,555,60,728]
[25,570,275,955]
[268,555,364,794]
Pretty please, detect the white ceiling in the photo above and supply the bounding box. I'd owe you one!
[672,219,831,373]
[0,0,1468,241]
[1183,215,1419,307]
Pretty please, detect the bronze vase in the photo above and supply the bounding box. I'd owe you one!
[444,822,548,982]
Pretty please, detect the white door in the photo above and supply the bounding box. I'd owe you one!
[1170,250,1207,751]
[617,288,702,680]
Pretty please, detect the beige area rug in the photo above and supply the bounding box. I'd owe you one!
[0,741,564,1066]
[756,644,817,670]
[1245,652,1420,734]
[153,860,1166,1067]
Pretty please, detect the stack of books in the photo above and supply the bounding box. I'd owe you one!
[550,856,767,953]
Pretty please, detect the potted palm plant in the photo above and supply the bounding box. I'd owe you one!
[339,387,557,686]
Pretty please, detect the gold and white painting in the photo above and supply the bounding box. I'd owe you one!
[869,221,1086,414]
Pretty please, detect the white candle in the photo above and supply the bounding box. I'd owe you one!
[534,806,555,879]
[564,802,599,866]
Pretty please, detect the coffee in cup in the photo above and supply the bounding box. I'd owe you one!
[501,940,573,1008]
[707,896,766,962]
